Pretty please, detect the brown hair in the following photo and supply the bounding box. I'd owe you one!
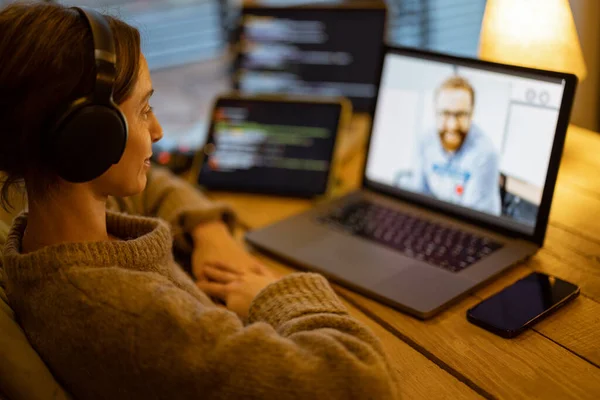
[436,75,475,107]
[0,2,141,210]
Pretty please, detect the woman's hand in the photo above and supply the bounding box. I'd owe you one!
[196,262,279,321]
[190,220,264,281]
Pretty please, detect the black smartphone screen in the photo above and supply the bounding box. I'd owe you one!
[467,272,579,336]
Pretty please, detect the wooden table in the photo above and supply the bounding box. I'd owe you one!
[207,116,600,399]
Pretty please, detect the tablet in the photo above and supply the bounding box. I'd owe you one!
[195,94,350,197]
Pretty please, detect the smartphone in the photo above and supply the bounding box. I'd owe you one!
[467,272,580,338]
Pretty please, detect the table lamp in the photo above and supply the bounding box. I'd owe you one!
[478,0,587,81]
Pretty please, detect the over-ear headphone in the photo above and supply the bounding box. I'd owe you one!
[47,7,128,183]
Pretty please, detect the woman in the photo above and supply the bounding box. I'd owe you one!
[0,3,396,399]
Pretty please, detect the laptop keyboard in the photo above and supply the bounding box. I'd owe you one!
[318,200,503,273]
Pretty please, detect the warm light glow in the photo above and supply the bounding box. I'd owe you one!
[479,0,587,81]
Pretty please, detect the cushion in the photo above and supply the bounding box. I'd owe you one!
[0,219,72,400]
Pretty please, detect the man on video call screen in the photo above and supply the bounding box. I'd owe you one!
[406,76,501,215]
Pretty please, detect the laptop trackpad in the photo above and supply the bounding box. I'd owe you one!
[295,236,411,288]
[372,267,474,314]
[293,234,473,314]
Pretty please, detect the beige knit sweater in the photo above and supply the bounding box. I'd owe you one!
[2,168,397,400]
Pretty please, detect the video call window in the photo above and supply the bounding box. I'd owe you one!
[366,53,566,231]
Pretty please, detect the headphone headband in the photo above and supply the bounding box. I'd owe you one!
[71,7,117,104]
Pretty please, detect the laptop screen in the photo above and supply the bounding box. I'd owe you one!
[365,51,568,235]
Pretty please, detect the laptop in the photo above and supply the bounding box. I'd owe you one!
[245,46,578,319]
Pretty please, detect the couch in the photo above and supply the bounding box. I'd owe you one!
[0,195,71,399]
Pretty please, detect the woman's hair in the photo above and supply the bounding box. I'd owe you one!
[0,2,141,210]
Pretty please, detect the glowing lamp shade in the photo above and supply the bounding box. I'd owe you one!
[479,0,587,81]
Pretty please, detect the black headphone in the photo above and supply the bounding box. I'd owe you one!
[47,7,128,183]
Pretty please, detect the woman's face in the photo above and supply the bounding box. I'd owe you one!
[92,54,163,197]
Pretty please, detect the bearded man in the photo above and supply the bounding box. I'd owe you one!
[410,76,501,215]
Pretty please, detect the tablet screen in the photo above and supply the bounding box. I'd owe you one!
[197,98,343,197]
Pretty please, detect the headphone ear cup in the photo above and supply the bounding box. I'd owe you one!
[50,103,128,183]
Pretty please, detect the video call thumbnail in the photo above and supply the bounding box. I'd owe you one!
[234,6,386,112]
[366,53,566,231]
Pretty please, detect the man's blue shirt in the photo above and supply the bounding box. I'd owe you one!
[408,124,501,216]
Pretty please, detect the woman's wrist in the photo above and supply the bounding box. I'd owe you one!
[191,220,232,247]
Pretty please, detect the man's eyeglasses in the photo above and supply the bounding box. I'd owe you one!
[437,110,472,120]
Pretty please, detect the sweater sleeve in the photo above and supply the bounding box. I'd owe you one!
[108,166,236,254]
[59,268,398,400]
